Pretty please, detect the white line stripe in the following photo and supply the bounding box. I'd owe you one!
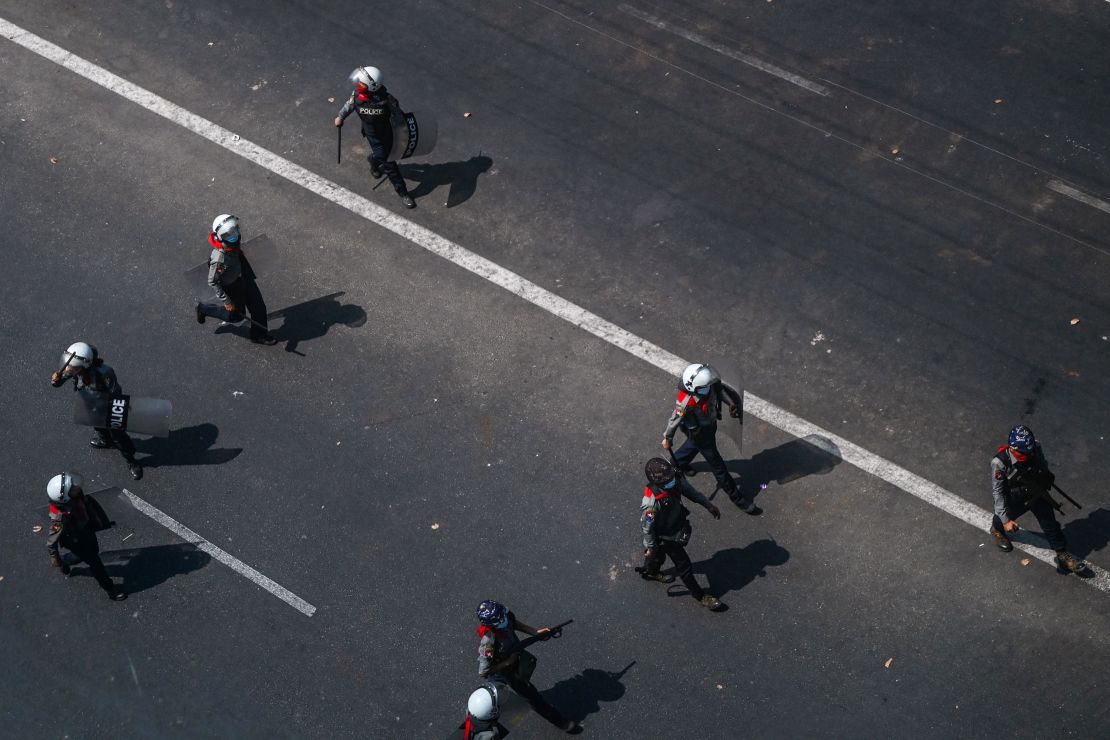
[617,4,831,96]
[1047,179,1110,216]
[122,489,317,616]
[3,18,1106,595]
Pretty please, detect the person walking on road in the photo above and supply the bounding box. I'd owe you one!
[334,65,416,208]
[475,600,581,734]
[45,473,126,601]
[446,684,508,740]
[194,214,277,345]
[662,363,760,515]
[989,425,1087,574]
[50,342,143,480]
[636,456,726,612]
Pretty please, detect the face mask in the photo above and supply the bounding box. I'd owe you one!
[696,386,710,396]
[224,233,240,245]
[662,478,677,489]
[494,615,509,630]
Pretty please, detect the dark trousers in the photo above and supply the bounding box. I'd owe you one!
[93,427,136,462]
[674,433,742,502]
[366,133,409,196]
[66,535,116,593]
[199,277,270,339]
[507,677,567,729]
[644,541,705,601]
[992,496,1067,551]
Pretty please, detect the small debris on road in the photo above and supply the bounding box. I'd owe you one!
[49,156,58,164]
[1069,318,1080,325]
[994,98,1004,104]
[884,658,894,668]
[464,112,472,118]
[327,97,335,103]
[431,523,440,530]
[1020,558,1031,566]
[32,525,42,533]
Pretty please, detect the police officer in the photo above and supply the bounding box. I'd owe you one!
[50,342,143,480]
[334,66,416,208]
[446,684,508,740]
[45,473,126,601]
[989,425,1087,574]
[194,214,277,345]
[637,457,726,611]
[475,600,581,734]
[662,363,760,515]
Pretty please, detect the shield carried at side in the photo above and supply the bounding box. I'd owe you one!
[183,234,282,301]
[73,391,172,438]
[711,358,744,457]
[390,111,438,160]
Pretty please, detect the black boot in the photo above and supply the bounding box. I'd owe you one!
[195,303,206,324]
[90,435,113,449]
[128,460,144,481]
[399,193,416,209]
[1055,551,1087,574]
[635,567,674,584]
[107,588,127,602]
[370,161,383,179]
[990,526,1013,552]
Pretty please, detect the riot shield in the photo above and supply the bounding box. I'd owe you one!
[711,358,744,457]
[390,111,438,160]
[183,234,282,299]
[73,391,172,437]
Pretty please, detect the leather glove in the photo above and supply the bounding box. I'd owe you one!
[729,404,740,418]
[50,371,64,386]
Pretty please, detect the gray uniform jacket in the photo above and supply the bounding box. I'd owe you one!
[207,248,242,303]
[663,381,742,442]
[641,478,712,549]
[46,493,110,563]
[477,615,521,680]
[990,444,1050,522]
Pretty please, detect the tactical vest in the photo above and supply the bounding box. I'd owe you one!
[355,91,395,139]
[676,387,720,435]
[994,446,1053,505]
[646,483,691,542]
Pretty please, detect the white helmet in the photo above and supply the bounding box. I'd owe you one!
[211,214,240,244]
[682,363,720,393]
[47,472,83,505]
[467,684,500,721]
[62,342,98,369]
[349,66,383,93]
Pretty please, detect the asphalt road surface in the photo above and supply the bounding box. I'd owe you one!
[2,1,1108,738]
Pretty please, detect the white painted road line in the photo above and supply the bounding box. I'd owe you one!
[1047,179,1110,216]
[122,489,318,617]
[617,4,831,96]
[2,17,1106,595]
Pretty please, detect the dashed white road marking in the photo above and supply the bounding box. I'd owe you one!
[617,4,831,96]
[2,17,1106,595]
[123,489,317,617]
[1047,179,1110,216]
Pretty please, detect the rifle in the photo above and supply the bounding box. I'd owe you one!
[505,619,573,655]
[1052,483,1083,511]
[1016,471,1081,515]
